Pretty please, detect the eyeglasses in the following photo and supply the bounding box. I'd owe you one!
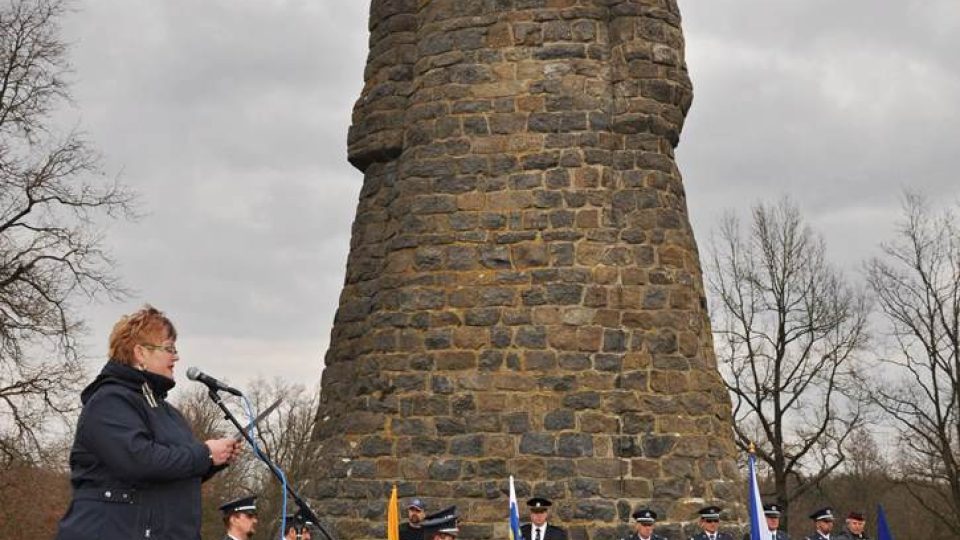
[704,519,720,523]
[141,343,178,355]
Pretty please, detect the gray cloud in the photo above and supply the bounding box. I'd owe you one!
[60,1,368,390]
[54,1,959,394]
[679,0,960,266]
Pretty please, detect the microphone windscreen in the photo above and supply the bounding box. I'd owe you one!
[186,366,201,381]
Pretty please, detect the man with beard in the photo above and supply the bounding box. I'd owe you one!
[220,495,258,540]
[400,498,427,540]
[803,507,835,540]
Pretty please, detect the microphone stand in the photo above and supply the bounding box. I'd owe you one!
[207,388,335,540]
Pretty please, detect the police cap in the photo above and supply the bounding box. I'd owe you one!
[632,508,657,524]
[697,506,722,521]
[219,495,257,516]
[810,507,834,521]
[527,498,553,512]
[422,506,459,537]
[283,512,314,533]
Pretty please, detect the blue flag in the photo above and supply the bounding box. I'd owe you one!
[877,504,894,540]
[747,452,772,540]
[508,475,524,540]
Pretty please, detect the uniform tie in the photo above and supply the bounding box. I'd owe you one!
[535,528,541,540]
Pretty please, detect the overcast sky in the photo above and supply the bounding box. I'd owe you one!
[57,1,960,399]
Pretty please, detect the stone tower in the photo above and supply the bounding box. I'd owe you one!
[313,1,743,539]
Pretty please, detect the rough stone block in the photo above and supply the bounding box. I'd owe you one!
[543,409,576,431]
[558,433,595,457]
[519,432,556,456]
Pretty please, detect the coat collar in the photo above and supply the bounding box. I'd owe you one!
[81,361,176,404]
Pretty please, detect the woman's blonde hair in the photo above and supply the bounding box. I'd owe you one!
[108,305,177,366]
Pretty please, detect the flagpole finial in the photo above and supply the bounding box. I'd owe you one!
[749,441,756,454]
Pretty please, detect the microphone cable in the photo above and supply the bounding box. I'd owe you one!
[241,395,289,540]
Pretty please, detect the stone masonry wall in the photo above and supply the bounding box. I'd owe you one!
[313,1,744,539]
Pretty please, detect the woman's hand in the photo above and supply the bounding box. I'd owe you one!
[205,438,240,465]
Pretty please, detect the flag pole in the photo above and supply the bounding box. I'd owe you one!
[747,441,772,540]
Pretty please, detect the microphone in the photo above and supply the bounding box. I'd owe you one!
[186,367,243,396]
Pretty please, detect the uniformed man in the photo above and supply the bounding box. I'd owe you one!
[622,508,667,540]
[689,506,734,540]
[803,507,835,540]
[835,512,870,540]
[400,498,427,540]
[219,495,258,540]
[281,512,314,540]
[743,503,789,540]
[521,497,568,540]
[421,506,459,540]
[765,503,790,540]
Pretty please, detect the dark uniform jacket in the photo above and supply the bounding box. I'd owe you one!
[56,362,221,540]
[690,532,735,540]
[521,523,568,540]
[743,531,790,540]
[400,523,426,540]
[835,531,870,540]
[623,533,669,540]
[803,533,832,540]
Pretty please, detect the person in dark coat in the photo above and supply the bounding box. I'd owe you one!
[689,506,734,540]
[221,495,259,540]
[621,508,668,540]
[520,497,568,540]
[803,507,835,540]
[836,511,870,540]
[400,497,427,540]
[55,305,240,540]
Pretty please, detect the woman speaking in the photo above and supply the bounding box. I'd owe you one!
[56,305,240,539]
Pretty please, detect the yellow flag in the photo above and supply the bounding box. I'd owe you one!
[387,484,399,540]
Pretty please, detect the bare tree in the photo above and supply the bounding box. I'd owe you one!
[242,379,324,536]
[174,386,265,539]
[175,380,324,538]
[0,0,134,465]
[865,192,960,535]
[706,199,870,526]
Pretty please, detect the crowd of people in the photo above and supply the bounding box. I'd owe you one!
[396,498,874,540]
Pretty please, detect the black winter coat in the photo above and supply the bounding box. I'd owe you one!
[56,362,219,540]
[399,522,425,540]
